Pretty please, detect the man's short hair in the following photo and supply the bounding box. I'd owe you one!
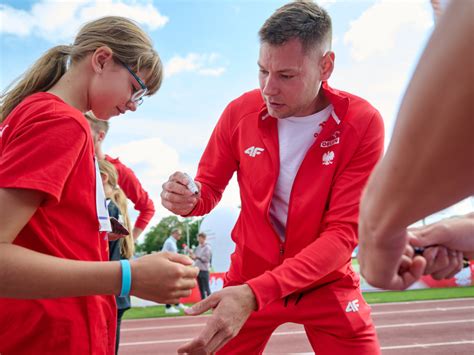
[171,228,182,235]
[85,111,109,135]
[259,1,332,53]
[198,232,207,238]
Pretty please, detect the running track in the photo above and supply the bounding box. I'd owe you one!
[120,298,474,354]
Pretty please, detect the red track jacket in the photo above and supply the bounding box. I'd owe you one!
[105,155,155,231]
[189,83,384,310]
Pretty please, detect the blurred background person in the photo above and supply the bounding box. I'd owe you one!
[189,232,212,300]
[161,228,189,314]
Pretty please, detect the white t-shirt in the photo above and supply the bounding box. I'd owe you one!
[269,105,334,241]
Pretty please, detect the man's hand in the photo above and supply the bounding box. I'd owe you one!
[177,284,257,354]
[419,246,464,280]
[161,172,201,215]
[358,227,426,290]
[130,252,199,304]
[409,216,474,256]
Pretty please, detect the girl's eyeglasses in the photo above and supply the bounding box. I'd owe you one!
[116,59,148,106]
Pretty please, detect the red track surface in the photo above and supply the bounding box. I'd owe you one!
[120,298,474,354]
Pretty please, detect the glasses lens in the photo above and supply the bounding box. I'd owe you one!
[131,89,147,105]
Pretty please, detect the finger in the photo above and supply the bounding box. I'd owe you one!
[409,225,436,246]
[175,278,198,292]
[433,247,450,273]
[444,250,463,279]
[398,254,412,275]
[177,339,205,354]
[433,249,461,280]
[166,252,195,266]
[161,183,195,201]
[400,255,426,288]
[169,288,194,300]
[177,265,199,279]
[422,247,439,274]
[206,330,234,355]
[404,242,415,258]
[177,318,221,353]
[185,294,220,316]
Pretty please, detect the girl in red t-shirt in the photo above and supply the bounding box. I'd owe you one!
[0,16,197,354]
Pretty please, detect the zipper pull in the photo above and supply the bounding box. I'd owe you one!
[280,244,284,255]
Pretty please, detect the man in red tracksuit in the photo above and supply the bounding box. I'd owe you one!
[162,2,384,354]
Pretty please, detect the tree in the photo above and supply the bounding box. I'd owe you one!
[137,215,203,254]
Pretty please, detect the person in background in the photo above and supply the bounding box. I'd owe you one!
[189,232,212,300]
[357,0,473,290]
[162,228,190,314]
[162,1,384,353]
[99,159,134,354]
[0,16,197,354]
[86,111,155,239]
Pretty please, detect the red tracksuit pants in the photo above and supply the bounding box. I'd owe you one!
[217,273,380,354]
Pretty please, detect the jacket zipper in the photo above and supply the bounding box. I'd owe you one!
[284,111,336,247]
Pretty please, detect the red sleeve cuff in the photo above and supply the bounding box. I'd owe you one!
[246,272,281,311]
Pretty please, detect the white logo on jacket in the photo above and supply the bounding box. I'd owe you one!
[345,299,360,313]
[244,146,264,157]
[322,151,335,165]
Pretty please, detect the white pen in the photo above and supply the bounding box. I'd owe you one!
[183,173,199,194]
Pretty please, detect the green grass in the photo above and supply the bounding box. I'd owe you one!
[363,286,474,304]
[123,287,474,320]
[123,304,209,320]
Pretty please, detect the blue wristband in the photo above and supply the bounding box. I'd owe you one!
[119,260,131,297]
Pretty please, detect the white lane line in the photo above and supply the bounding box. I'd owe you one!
[122,307,474,332]
[371,297,474,306]
[123,314,211,323]
[288,342,474,355]
[121,337,193,346]
[382,340,474,350]
[122,298,474,325]
[120,319,474,346]
[372,305,474,315]
[123,324,202,332]
[269,319,474,335]
[377,319,474,328]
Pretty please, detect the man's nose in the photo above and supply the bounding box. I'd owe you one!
[262,74,279,96]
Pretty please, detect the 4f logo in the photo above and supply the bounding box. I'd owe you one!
[244,146,264,157]
[346,299,360,313]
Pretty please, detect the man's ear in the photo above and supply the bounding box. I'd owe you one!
[91,46,114,74]
[320,51,335,81]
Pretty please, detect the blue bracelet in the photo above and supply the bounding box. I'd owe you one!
[119,260,132,297]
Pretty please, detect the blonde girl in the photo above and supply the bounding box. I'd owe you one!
[0,16,197,354]
[99,159,134,354]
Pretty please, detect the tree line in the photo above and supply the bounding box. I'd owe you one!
[136,216,203,255]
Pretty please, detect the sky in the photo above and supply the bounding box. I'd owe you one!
[1,0,471,241]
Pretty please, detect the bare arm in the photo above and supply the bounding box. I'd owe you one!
[0,188,198,302]
[358,0,474,289]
